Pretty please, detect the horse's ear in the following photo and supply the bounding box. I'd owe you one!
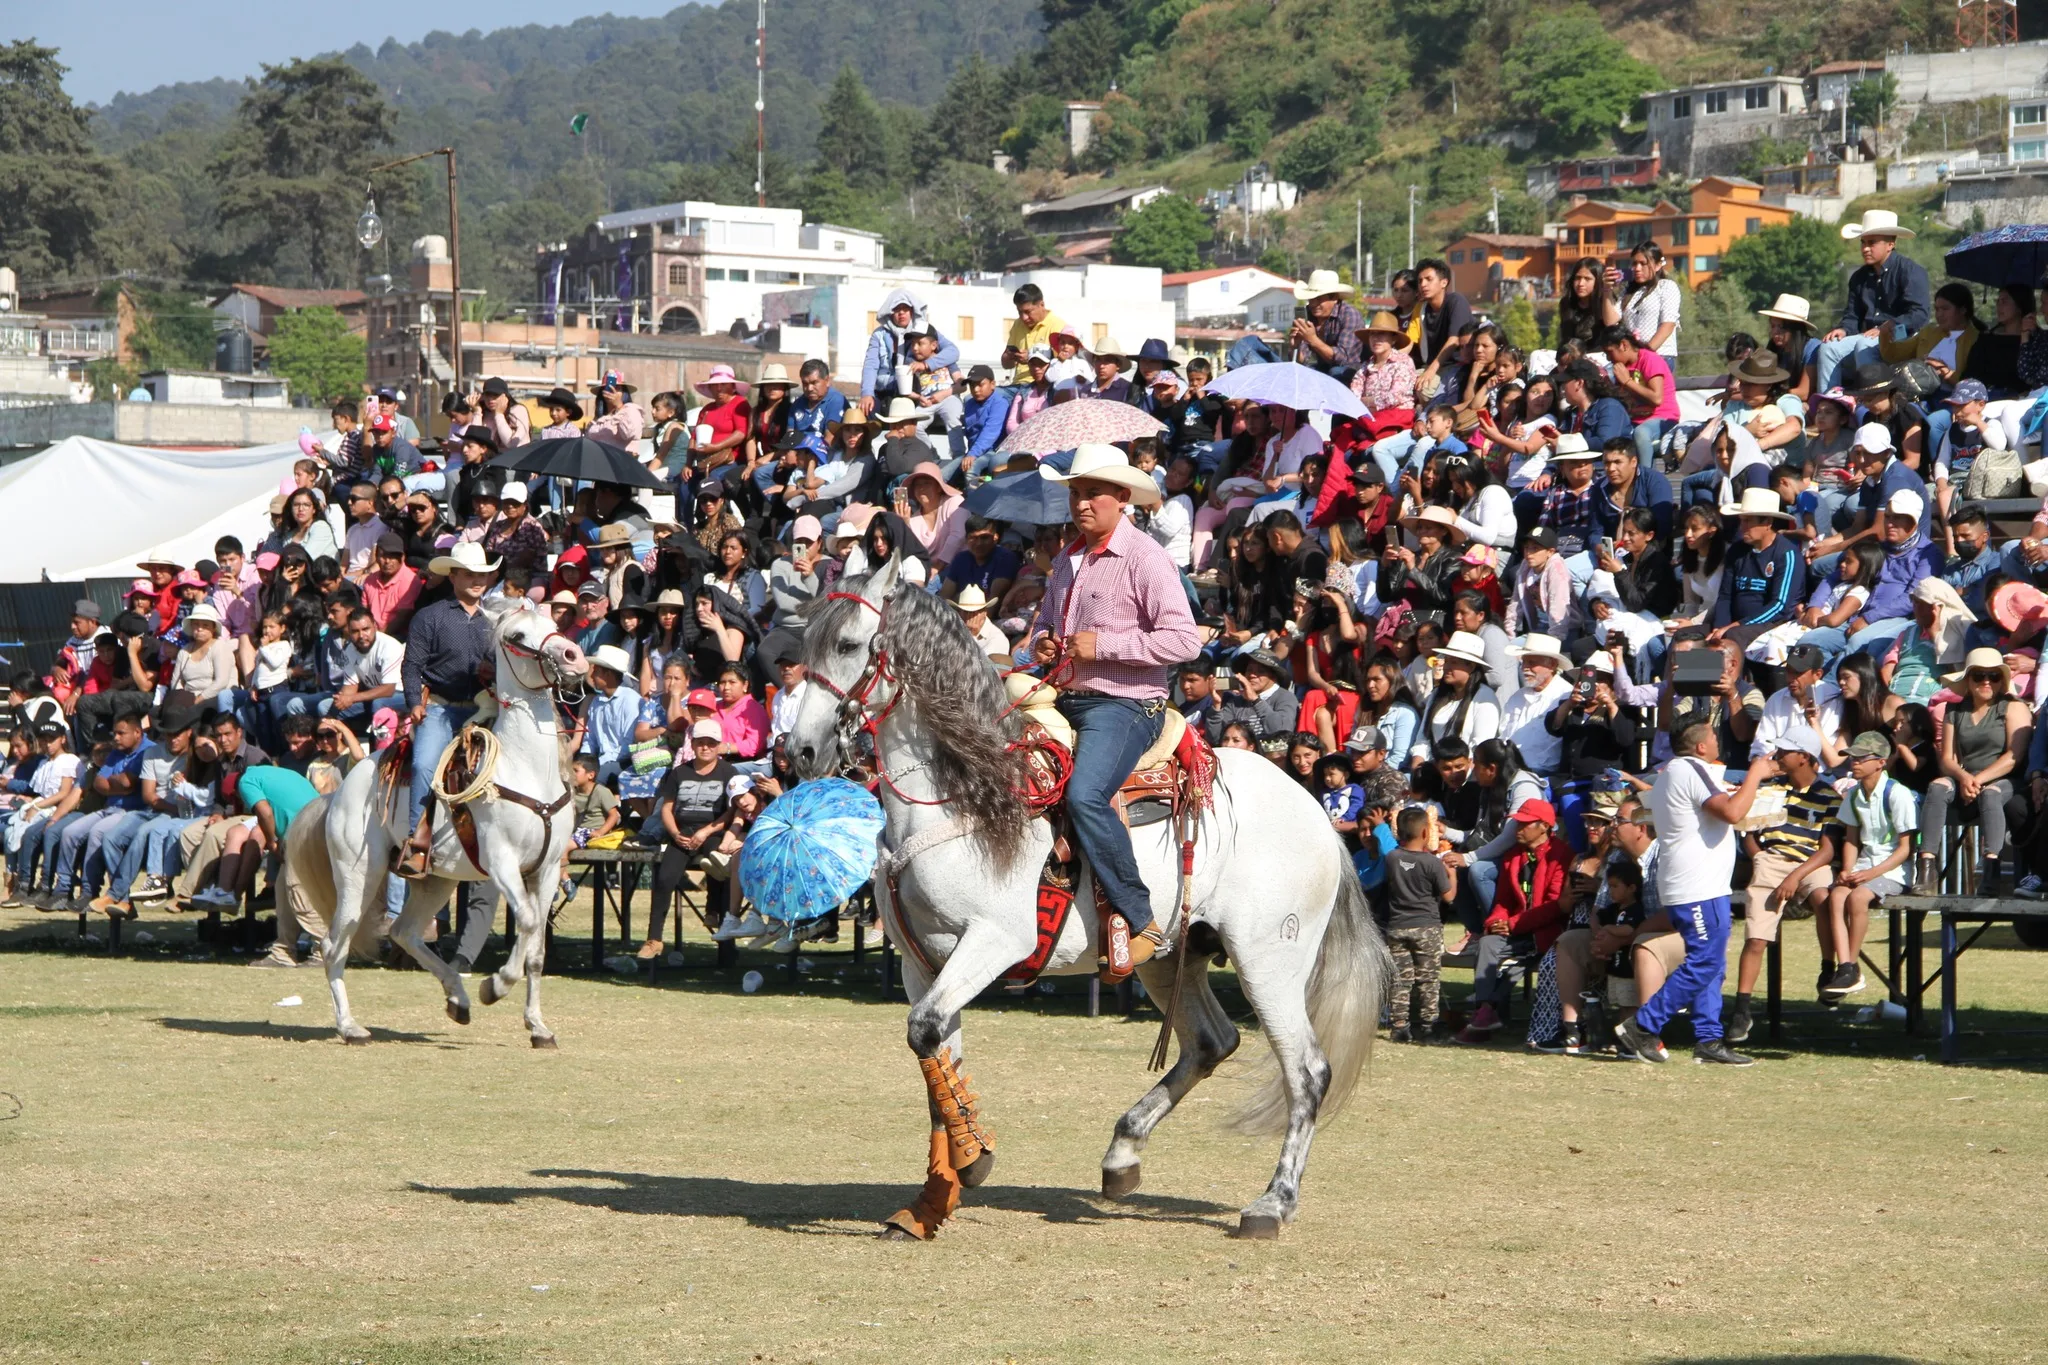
[867,551,901,601]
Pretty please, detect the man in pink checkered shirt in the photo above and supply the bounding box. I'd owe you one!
[1033,445,1202,978]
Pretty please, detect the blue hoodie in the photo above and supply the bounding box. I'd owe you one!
[859,288,960,401]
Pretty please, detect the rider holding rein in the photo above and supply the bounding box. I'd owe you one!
[396,541,500,878]
[1033,444,1202,978]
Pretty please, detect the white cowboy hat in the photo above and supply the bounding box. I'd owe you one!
[952,584,992,613]
[183,603,223,627]
[1400,504,1460,533]
[1431,630,1491,668]
[1039,443,1162,506]
[876,395,924,425]
[752,363,794,386]
[1841,208,1915,240]
[1942,646,2013,691]
[1757,294,1812,326]
[427,541,501,576]
[1088,336,1130,365]
[1548,432,1596,461]
[1507,633,1568,663]
[1292,268,1354,301]
[1719,487,1793,521]
[587,644,633,676]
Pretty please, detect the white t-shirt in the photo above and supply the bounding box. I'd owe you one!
[1499,676,1571,774]
[1750,680,1844,761]
[1263,426,1323,482]
[343,517,386,577]
[251,640,294,690]
[30,753,79,799]
[336,632,405,689]
[1652,756,1738,905]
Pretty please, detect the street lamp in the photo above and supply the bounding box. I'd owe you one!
[356,192,384,249]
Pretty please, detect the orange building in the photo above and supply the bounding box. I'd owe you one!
[1443,234,1557,303]
[1550,176,1796,291]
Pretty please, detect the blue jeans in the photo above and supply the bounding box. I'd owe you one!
[85,810,150,896]
[1633,418,1672,467]
[411,703,479,832]
[1635,895,1732,1043]
[55,808,127,896]
[1797,617,1913,669]
[1056,692,1166,933]
[1815,337,1881,395]
[25,810,84,886]
[103,811,181,899]
[1681,468,1721,508]
[1815,486,1858,536]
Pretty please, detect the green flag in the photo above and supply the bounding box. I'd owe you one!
[569,112,589,135]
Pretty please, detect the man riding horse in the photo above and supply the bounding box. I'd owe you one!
[1033,444,1202,979]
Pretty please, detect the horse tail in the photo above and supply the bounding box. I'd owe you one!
[284,796,342,949]
[1234,864,1391,1135]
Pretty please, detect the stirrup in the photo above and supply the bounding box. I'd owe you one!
[394,841,433,881]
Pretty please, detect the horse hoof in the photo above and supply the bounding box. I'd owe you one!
[1233,1213,1283,1240]
[530,1034,558,1050]
[342,1032,372,1047]
[957,1149,996,1188]
[878,1224,921,1242]
[479,975,503,1006]
[446,1002,470,1026]
[1102,1164,1142,1200]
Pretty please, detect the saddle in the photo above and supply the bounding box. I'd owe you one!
[383,722,569,881]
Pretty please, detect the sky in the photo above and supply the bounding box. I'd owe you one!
[13,1,688,105]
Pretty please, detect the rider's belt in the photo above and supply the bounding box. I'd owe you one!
[1063,691,1169,718]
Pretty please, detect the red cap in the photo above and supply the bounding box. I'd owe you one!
[1512,798,1557,826]
[370,413,395,432]
[687,688,717,710]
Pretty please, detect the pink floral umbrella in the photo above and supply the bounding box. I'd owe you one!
[995,398,1167,456]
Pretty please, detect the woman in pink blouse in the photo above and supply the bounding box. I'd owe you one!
[712,663,769,760]
[1350,311,1417,437]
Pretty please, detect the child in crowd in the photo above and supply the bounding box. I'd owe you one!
[1770,457,1819,548]
[1352,781,1399,899]
[1821,731,1918,1002]
[1316,755,1363,840]
[1382,805,1454,1043]
[1806,389,1860,535]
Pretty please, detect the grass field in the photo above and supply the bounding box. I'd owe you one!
[2,900,2046,1364]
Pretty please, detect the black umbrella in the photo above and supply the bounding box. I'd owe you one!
[486,435,668,491]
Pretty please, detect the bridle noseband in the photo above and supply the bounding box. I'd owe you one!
[500,626,588,708]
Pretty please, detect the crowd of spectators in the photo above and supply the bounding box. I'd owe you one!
[7,213,2048,1058]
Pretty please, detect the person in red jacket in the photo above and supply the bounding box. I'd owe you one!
[1458,798,1573,1043]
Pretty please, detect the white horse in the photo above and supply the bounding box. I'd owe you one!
[789,557,1392,1240]
[307,594,590,1046]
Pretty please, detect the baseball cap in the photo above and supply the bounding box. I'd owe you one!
[1947,379,1990,407]
[1784,643,1827,675]
[690,719,724,743]
[375,531,405,556]
[725,773,756,798]
[499,480,529,503]
[1854,421,1894,454]
[1352,459,1387,487]
[790,514,822,544]
[1886,488,1926,522]
[1845,730,1893,763]
[1512,798,1558,825]
[1521,526,1558,552]
[966,364,995,384]
[687,687,717,710]
[1344,726,1389,754]
[1025,344,1054,365]
[1773,725,1825,759]
[370,413,395,433]
[576,580,605,599]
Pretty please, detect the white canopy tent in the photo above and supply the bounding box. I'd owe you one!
[0,436,306,583]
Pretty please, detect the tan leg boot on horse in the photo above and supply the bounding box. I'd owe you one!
[883,1052,995,1240]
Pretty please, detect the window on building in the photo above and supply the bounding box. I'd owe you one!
[1092,322,1109,347]
[1583,227,1605,245]
[704,268,724,281]
[727,221,775,249]
[1672,95,1691,119]
[1693,255,1718,274]
[2017,104,2047,127]
[866,312,878,333]
[1704,90,1727,115]
[1745,216,1763,234]
[2017,140,2048,164]
[1617,222,1651,248]
[1449,249,1465,264]
[1504,248,1526,261]
[1671,219,1689,246]
[667,263,689,288]
[1693,218,1720,237]
[727,268,750,282]
[800,273,846,285]
[1614,161,1636,175]
[756,269,800,285]
[833,239,846,251]
[1745,85,1769,110]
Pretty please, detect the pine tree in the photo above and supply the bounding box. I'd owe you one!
[0,41,115,279]
[813,64,891,191]
[927,53,1011,172]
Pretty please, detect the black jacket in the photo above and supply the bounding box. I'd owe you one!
[1839,251,1931,337]
[1614,542,1680,618]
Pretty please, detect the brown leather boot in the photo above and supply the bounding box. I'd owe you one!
[635,938,665,961]
[1099,916,1165,983]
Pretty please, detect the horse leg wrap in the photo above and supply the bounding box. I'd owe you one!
[884,1129,962,1240]
[919,1052,994,1172]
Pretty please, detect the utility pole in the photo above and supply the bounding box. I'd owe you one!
[1354,198,1363,287]
[1489,188,1501,233]
[754,0,767,206]
[1407,185,1420,268]
[368,147,464,414]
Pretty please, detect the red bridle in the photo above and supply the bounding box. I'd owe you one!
[812,590,937,805]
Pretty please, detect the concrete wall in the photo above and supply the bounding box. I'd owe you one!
[0,403,312,449]
[1942,171,2048,228]
[1891,41,2048,104]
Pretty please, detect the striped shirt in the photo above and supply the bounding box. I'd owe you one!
[1755,778,1841,861]
[1031,515,1201,701]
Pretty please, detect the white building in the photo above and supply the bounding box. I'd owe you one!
[138,370,291,406]
[1161,265,1297,324]
[1241,286,1299,333]
[759,264,1177,386]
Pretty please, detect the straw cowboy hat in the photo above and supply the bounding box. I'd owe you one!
[1292,268,1353,301]
[1354,310,1409,342]
[952,584,993,614]
[1089,337,1130,366]
[590,521,635,549]
[587,644,634,677]
[1757,294,1812,326]
[1400,504,1460,534]
[1507,633,1569,664]
[876,395,924,426]
[695,364,741,396]
[1942,646,2013,691]
[540,386,584,420]
[1720,487,1794,521]
[1039,443,1163,506]
[1841,208,1916,240]
[427,541,500,576]
[183,603,223,628]
[135,550,184,573]
[1547,432,1597,462]
[1431,630,1491,668]
[752,363,795,387]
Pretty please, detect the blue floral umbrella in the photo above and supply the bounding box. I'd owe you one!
[739,778,886,924]
[1945,225,2048,287]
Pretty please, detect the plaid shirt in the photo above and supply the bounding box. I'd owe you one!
[1538,483,1599,557]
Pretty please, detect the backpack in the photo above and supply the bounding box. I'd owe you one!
[1963,443,2027,500]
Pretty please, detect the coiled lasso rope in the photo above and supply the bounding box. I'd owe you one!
[430,726,502,806]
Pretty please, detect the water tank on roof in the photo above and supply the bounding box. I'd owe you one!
[216,327,253,375]
[413,235,450,264]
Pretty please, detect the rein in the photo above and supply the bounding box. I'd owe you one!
[813,590,943,806]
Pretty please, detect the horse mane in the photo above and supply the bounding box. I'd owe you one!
[818,573,1030,871]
